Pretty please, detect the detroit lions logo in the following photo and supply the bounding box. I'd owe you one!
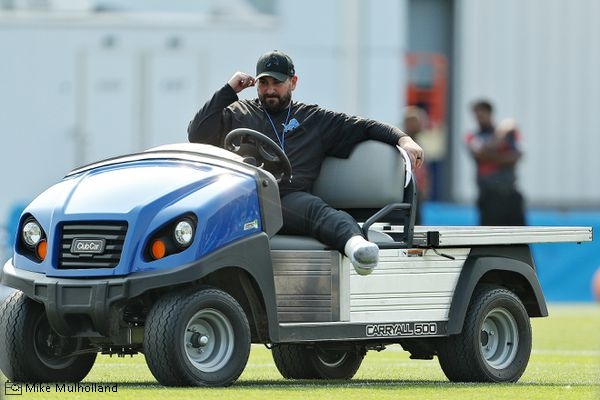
[283,118,300,134]
[266,56,280,68]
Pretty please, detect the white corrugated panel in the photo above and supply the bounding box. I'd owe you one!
[453,0,600,207]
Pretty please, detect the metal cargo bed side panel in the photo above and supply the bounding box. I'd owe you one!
[272,248,469,325]
[342,248,469,323]
[412,226,593,247]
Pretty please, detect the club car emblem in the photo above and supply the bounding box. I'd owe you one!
[71,238,106,254]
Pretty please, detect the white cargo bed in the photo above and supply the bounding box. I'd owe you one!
[409,225,593,247]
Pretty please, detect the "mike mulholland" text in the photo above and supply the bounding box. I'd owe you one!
[25,382,118,393]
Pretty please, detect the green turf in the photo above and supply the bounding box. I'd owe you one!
[2,304,598,400]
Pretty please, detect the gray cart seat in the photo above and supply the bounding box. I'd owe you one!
[270,140,410,251]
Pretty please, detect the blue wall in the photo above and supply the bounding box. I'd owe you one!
[422,202,599,302]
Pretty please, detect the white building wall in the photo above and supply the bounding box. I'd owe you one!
[0,2,408,230]
[280,0,407,125]
[4,0,597,246]
[0,13,279,226]
[453,0,600,207]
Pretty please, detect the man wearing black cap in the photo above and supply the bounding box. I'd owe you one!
[188,50,424,276]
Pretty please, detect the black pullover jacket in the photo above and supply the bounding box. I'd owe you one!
[188,84,405,196]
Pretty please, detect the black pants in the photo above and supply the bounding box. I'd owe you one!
[477,186,526,226]
[279,191,363,252]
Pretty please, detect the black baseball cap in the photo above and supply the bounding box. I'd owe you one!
[256,50,295,82]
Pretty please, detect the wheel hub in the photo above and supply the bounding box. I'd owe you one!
[480,330,489,347]
[480,307,519,370]
[189,331,209,348]
[183,308,235,373]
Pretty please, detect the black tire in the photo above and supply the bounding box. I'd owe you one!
[310,345,366,379]
[144,288,251,387]
[0,291,97,382]
[272,344,366,380]
[437,285,532,382]
[271,344,319,379]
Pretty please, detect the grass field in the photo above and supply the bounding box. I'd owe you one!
[1,304,598,400]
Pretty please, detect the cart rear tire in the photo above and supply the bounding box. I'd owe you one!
[272,344,365,380]
[0,291,97,382]
[310,345,366,379]
[144,288,251,387]
[271,344,319,379]
[437,285,532,382]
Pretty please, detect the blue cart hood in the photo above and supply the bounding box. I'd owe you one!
[61,162,220,214]
[13,145,277,278]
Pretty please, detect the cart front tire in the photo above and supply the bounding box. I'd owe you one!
[0,291,97,382]
[144,288,251,387]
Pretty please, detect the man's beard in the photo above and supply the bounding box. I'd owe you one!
[259,91,292,114]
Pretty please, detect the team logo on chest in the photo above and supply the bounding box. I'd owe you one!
[283,118,299,134]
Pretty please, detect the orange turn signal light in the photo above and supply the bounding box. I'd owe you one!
[36,240,48,261]
[150,239,166,260]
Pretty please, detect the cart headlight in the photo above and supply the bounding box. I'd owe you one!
[174,219,194,247]
[23,220,43,247]
[18,216,48,262]
[146,214,197,261]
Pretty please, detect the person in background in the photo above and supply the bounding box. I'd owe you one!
[188,50,424,276]
[465,99,526,226]
[403,106,430,225]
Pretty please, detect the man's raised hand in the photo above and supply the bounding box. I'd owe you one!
[228,72,255,93]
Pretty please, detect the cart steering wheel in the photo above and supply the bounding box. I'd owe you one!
[224,128,292,183]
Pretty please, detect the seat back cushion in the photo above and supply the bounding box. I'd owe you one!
[312,140,406,209]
